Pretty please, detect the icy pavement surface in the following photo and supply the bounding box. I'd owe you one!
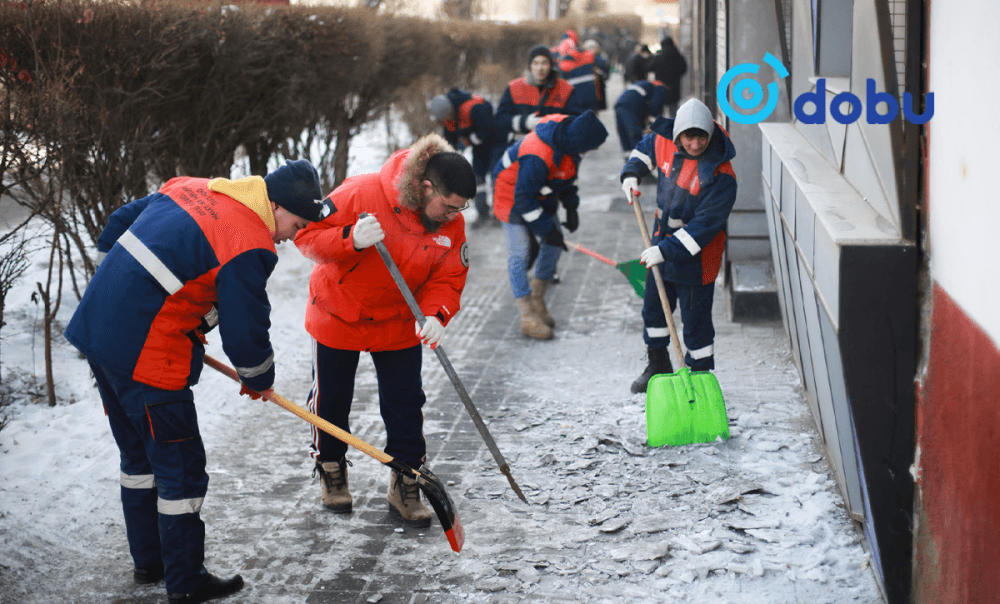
[0,75,882,603]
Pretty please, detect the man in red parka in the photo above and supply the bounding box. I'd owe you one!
[294,134,476,527]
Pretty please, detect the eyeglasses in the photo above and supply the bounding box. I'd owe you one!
[431,183,470,215]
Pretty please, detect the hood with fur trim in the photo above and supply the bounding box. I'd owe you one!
[382,133,456,210]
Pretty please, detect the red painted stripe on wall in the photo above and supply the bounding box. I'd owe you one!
[914,283,1000,603]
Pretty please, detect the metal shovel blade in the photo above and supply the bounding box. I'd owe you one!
[411,465,465,552]
[645,367,730,447]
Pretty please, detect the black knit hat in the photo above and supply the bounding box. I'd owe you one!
[264,159,330,222]
[528,44,554,67]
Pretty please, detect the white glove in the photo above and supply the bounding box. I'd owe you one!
[621,177,640,203]
[352,215,384,250]
[640,245,665,267]
[416,316,445,349]
[525,113,542,131]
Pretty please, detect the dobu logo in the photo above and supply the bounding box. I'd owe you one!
[717,53,934,125]
[717,53,789,125]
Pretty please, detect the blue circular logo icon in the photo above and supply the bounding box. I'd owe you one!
[717,53,789,125]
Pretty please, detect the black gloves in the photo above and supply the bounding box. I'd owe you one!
[562,206,579,233]
[543,227,568,251]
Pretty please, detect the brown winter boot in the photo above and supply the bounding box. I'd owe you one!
[529,277,555,327]
[314,458,352,513]
[387,470,433,528]
[516,297,553,340]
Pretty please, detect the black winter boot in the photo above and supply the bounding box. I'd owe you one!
[168,573,244,603]
[630,347,673,394]
[133,561,164,584]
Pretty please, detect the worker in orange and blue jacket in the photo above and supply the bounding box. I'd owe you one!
[65,160,330,603]
[615,79,669,156]
[553,30,602,113]
[429,88,504,228]
[492,110,608,340]
[294,134,476,529]
[620,99,738,394]
[494,45,586,148]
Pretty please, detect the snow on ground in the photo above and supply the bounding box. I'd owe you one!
[0,106,882,603]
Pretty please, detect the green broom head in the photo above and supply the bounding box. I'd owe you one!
[616,259,646,298]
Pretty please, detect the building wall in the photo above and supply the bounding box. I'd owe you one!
[756,0,918,601]
[913,2,1000,602]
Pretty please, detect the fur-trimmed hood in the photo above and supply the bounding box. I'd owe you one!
[383,133,455,210]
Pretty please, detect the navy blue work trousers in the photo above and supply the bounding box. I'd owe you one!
[307,342,427,469]
[90,361,211,595]
[641,271,717,370]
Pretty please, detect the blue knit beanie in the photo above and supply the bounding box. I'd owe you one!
[564,110,608,155]
[264,160,329,222]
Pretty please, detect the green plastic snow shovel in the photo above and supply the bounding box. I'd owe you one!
[565,241,646,298]
[628,193,730,447]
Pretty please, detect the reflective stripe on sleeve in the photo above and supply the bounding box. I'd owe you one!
[630,149,654,172]
[689,344,714,360]
[469,133,482,145]
[646,327,670,338]
[667,217,685,228]
[567,74,596,86]
[121,471,155,490]
[540,186,553,196]
[118,231,183,295]
[511,116,521,132]
[522,208,544,222]
[95,251,107,266]
[674,228,702,256]
[236,352,274,380]
[203,307,219,329]
[158,496,204,516]
[502,153,513,169]
[627,83,647,96]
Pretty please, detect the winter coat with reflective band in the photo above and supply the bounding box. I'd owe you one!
[557,48,601,111]
[621,117,737,286]
[441,89,496,150]
[494,76,583,141]
[615,79,668,120]
[294,149,468,352]
[64,177,279,392]
[492,114,580,235]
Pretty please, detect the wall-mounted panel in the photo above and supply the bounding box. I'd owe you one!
[781,164,797,234]
[786,236,823,425]
[851,0,903,233]
[819,305,864,516]
[770,147,782,202]
[761,137,772,187]
[842,125,900,236]
[794,185,817,274]
[814,222,841,329]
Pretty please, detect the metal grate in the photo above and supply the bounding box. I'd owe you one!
[780,0,793,62]
[888,0,907,100]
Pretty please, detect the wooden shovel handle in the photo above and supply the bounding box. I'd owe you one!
[629,192,687,369]
[202,354,390,464]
